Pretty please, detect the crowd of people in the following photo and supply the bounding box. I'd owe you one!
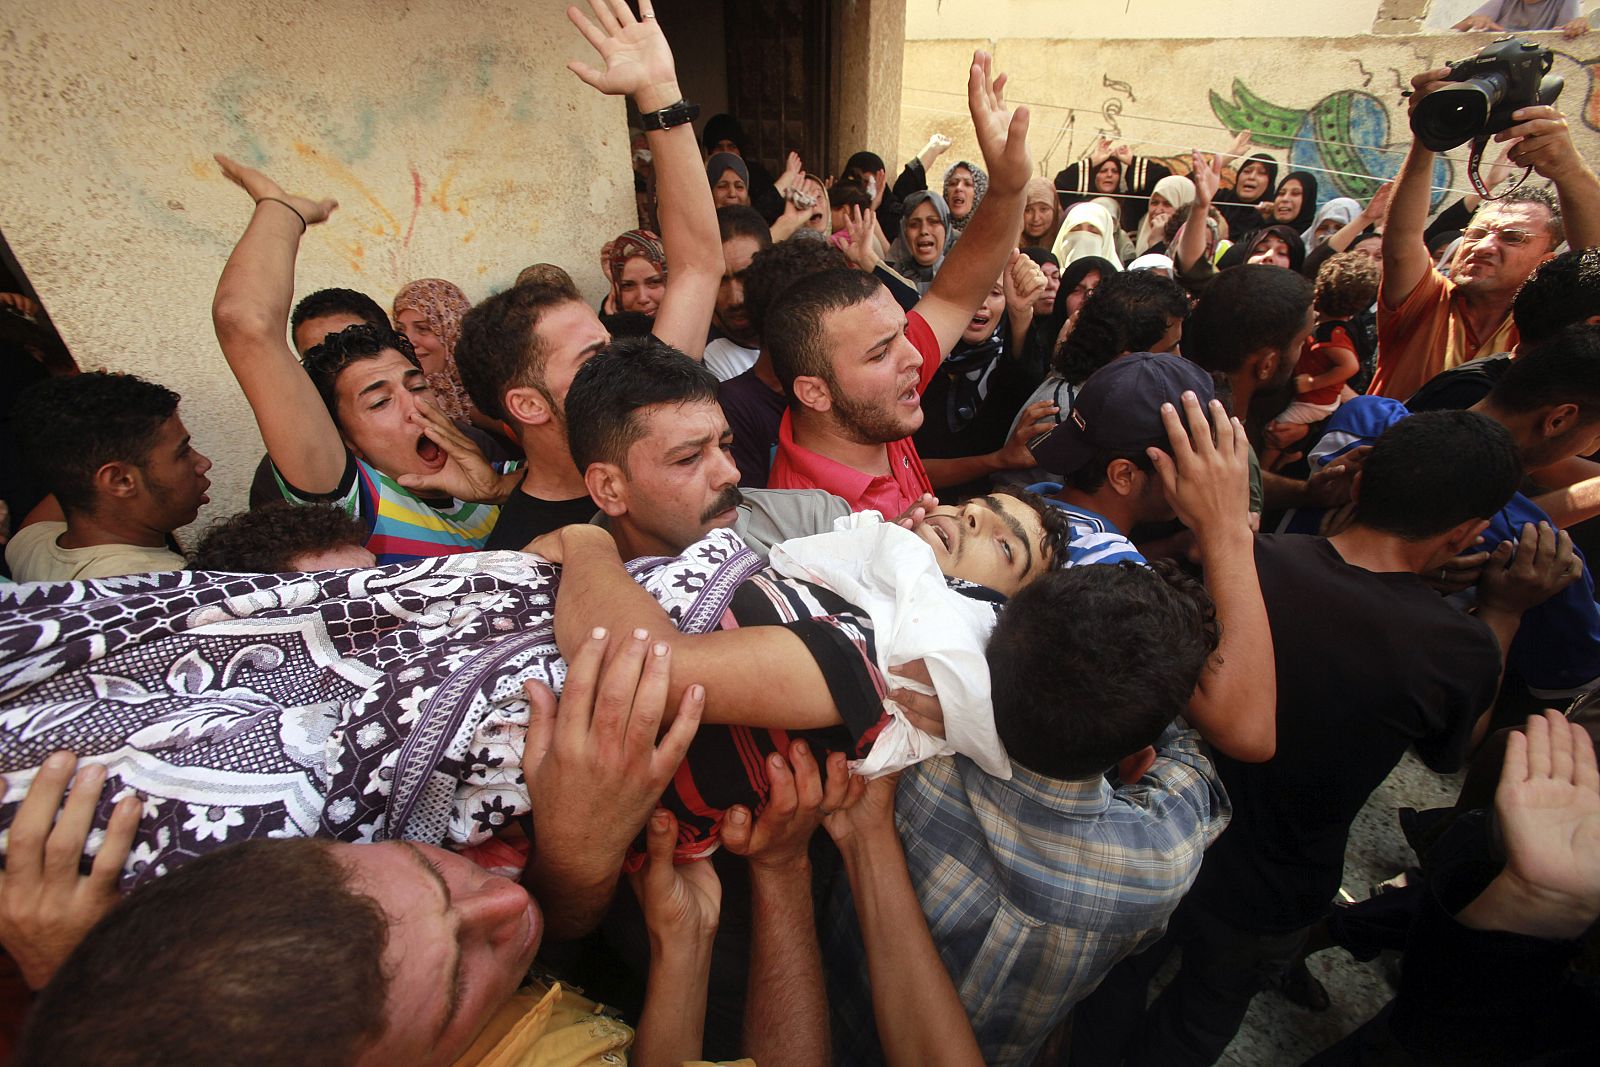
[2,2,1599,1064]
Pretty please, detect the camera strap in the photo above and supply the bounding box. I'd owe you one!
[1466,134,1535,201]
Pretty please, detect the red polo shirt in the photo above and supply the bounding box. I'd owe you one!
[768,310,940,515]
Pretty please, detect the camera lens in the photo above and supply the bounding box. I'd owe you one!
[1410,72,1507,152]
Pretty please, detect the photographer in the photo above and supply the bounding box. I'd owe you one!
[1370,58,1600,401]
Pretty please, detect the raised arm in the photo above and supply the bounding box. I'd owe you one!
[210,156,346,493]
[1496,101,1600,251]
[822,762,985,1067]
[567,0,720,358]
[1174,150,1219,274]
[1381,69,1453,312]
[916,52,1032,355]
[1147,392,1276,761]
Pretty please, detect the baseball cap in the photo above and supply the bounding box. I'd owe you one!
[1028,352,1217,476]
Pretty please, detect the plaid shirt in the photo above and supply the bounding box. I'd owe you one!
[824,725,1230,1067]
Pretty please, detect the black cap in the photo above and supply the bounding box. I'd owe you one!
[1029,352,1217,475]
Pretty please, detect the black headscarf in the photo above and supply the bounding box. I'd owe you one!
[1217,225,1306,274]
[1273,171,1320,235]
[1035,256,1118,373]
[1216,153,1280,240]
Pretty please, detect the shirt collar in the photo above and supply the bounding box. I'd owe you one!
[777,409,880,501]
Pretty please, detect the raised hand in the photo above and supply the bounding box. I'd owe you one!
[967,50,1031,195]
[841,205,882,273]
[214,154,337,227]
[1088,136,1114,167]
[1002,249,1046,317]
[0,752,142,989]
[721,741,826,872]
[1189,149,1221,205]
[995,398,1059,469]
[1361,181,1395,222]
[566,0,679,110]
[775,150,805,195]
[1221,129,1252,167]
[1496,104,1587,185]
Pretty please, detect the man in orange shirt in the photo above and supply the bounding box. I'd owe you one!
[1372,64,1600,401]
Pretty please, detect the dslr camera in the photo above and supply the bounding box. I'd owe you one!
[1410,36,1563,153]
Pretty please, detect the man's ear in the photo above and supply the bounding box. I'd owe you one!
[1254,348,1279,384]
[503,387,553,429]
[1115,746,1157,784]
[1444,517,1492,556]
[585,462,629,518]
[93,461,141,501]
[1104,457,1142,497]
[792,375,832,415]
[1348,469,1363,508]
[1540,401,1582,439]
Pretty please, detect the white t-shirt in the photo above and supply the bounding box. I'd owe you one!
[5,521,186,583]
[702,338,760,382]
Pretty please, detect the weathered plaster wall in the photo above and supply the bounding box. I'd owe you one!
[0,0,635,532]
[832,0,908,171]
[900,31,1600,220]
[905,0,1388,40]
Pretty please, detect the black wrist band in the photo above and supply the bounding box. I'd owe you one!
[257,196,308,232]
[640,99,700,132]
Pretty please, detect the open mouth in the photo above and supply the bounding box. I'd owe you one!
[417,433,444,465]
[923,514,955,552]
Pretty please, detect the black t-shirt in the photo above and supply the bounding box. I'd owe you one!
[482,480,596,550]
[1403,352,1513,414]
[913,348,1035,502]
[719,368,787,489]
[1188,534,1501,933]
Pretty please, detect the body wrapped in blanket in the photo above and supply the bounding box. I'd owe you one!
[0,522,1010,886]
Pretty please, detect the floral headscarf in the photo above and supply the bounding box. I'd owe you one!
[607,229,667,285]
[392,278,473,422]
[942,160,989,237]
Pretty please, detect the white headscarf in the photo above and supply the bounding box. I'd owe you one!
[1127,253,1176,277]
[1051,201,1124,270]
[1135,175,1196,257]
[1302,197,1362,249]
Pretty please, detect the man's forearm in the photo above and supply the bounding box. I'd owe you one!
[213,202,300,343]
[839,830,984,1066]
[1554,163,1600,251]
[743,860,829,1067]
[1381,142,1439,310]
[1532,474,1600,529]
[634,939,714,1067]
[640,77,719,358]
[1188,527,1276,761]
[521,853,621,941]
[924,453,1005,488]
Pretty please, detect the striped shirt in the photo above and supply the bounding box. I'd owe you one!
[1028,486,1148,567]
[274,454,501,564]
[825,728,1229,1066]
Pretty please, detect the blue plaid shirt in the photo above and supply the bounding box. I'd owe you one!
[824,725,1229,1066]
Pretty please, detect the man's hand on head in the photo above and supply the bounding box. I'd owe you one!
[966,51,1031,195]
[1477,522,1583,616]
[1302,445,1372,509]
[1146,391,1252,544]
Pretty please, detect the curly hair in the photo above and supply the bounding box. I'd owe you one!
[1053,270,1189,386]
[191,502,368,573]
[1314,251,1381,320]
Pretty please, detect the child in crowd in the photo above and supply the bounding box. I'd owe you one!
[1263,251,1380,470]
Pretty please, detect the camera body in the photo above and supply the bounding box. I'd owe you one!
[1410,36,1563,153]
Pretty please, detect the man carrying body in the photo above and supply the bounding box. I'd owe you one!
[1371,64,1600,400]
[764,54,1044,515]
[6,373,210,583]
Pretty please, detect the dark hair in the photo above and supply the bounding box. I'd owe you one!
[565,336,720,470]
[1184,264,1313,374]
[1062,446,1158,494]
[1353,410,1521,540]
[765,268,885,393]
[988,561,1219,779]
[454,280,584,421]
[14,372,179,514]
[987,484,1074,571]
[701,113,747,155]
[828,182,872,212]
[1481,184,1563,248]
[1314,252,1381,320]
[299,322,419,420]
[717,204,773,249]
[290,288,389,346]
[1512,248,1600,346]
[1053,270,1189,385]
[191,502,368,572]
[741,235,852,345]
[17,839,388,1067]
[845,151,886,175]
[1488,322,1600,422]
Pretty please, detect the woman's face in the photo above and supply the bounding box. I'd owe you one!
[1034,262,1060,317]
[1314,216,1343,241]
[944,167,977,220]
[1248,234,1292,270]
[1093,159,1121,193]
[1023,198,1055,239]
[1273,179,1305,222]
[1147,191,1175,233]
[1068,221,1104,239]
[905,200,947,266]
[1236,160,1271,201]
[712,171,749,208]
[800,177,829,233]
[1351,233,1383,265]
[618,256,666,316]
[1063,268,1102,321]
[394,309,445,375]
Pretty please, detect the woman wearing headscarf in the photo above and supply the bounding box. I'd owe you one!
[1268,171,1320,236]
[1217,224,1307,274]
[1134,174,1196,257]
[1301,197,1362,251]
[1005,256,1117,441]
[1214,153,1279,244]
[392,279,474,423]
[1052,138,1172,235]
[941,160,988,244]
[706,153,751,208]
[1020,176,1063,252]
[888,189,951,294]
[1091,196,1139,265]
[1050,201,1125,271]
[700,113,782,221]
[602,229,667,318]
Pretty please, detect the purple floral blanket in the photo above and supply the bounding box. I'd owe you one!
[0,532,760,889]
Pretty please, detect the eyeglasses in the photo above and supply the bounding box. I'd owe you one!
[1462,225,1541,247]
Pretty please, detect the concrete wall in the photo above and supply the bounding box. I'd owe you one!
[906,0,1387,40]
[833,0,908,171]
[900,30,1600,221]
[0,0,636,533]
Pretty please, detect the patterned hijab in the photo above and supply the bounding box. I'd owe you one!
[607,229,667,285]
[392,278,473,421]
[942,160,989,237]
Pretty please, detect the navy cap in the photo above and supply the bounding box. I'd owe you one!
[1028,352,1217,476]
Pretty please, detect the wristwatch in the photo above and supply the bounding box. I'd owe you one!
[639,99,700,132]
